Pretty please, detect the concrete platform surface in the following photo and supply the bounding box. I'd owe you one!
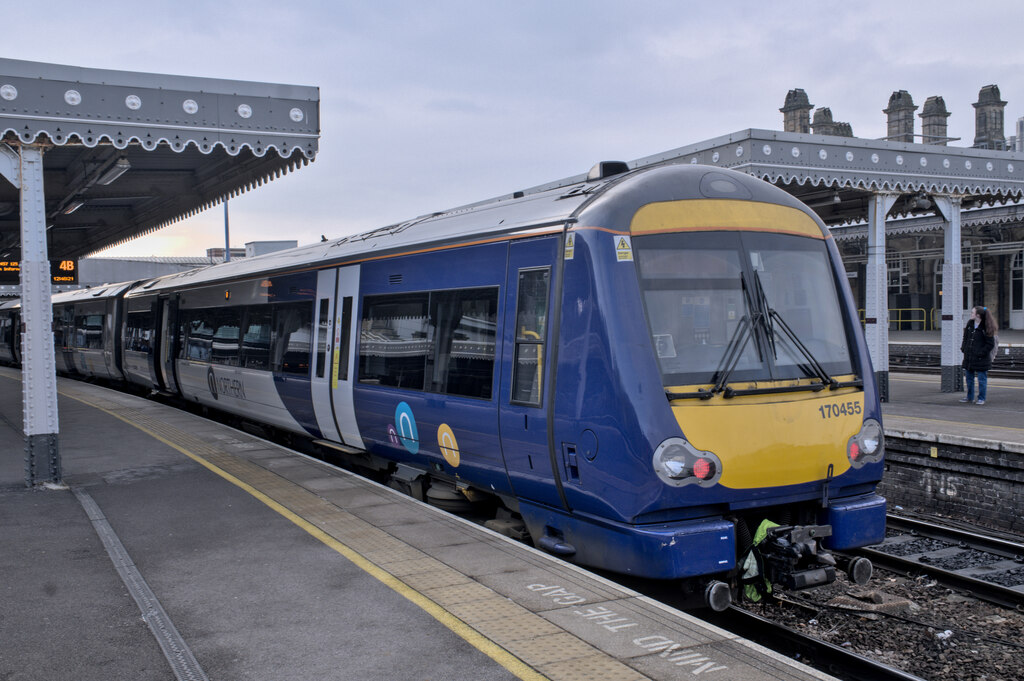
[883,372,1024,449]
[0,367,835,681]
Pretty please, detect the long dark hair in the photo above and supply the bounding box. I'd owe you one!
[974,306,998,336]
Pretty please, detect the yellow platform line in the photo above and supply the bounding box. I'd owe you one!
[58,388,550,681]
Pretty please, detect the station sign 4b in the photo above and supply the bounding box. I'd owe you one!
[0,260,78,285]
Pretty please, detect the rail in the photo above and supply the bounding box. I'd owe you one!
[851,513,1024,610]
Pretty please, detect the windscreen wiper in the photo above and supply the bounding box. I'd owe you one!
[769,309,837,388]
[750,270,845,390]
[707,309,863,397]
[665,314,751,401]
[711,314,754,396]
[751,269,777,359]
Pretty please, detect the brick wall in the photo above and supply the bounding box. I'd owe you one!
[879,435,1024,535]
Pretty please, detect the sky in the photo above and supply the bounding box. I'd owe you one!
[7,1,1024,257]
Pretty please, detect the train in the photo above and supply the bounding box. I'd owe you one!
[0,162,886,610]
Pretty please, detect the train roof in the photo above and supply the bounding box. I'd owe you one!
[51,281,137,304]
[128,175,603,296]
[126,161,823,297]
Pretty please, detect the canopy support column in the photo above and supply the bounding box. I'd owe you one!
[1,143,61,486]
[934,195,964,392]
[865,193,897,402]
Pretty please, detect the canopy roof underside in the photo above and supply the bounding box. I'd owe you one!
[0,58,319,259]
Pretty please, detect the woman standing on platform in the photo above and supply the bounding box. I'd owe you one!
[960,306,997,405]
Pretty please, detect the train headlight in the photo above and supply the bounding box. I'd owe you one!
[847,419,884,468]
[652,437,722,488]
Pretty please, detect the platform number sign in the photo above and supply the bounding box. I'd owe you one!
[0,259,78,285]
[51,260,78,284]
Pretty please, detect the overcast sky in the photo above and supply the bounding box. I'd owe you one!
[7,1,1024,257]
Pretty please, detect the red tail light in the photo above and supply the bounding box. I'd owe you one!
[693,457,715,480]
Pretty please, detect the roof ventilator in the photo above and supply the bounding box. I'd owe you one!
[586,160,630,182]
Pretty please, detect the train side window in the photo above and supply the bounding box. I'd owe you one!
[315,298,330,378]
[359,293,431,390]
[511,268,550,406]
[210,308,241,366]
[429,288,498,399]
[241,307,271,370]
[337,296,353,381]
[273,302,313,376]
[185,310,214,362]
[75,313,104,349]
[125,310,155,354]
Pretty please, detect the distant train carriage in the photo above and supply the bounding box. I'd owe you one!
[50,284,133,380]
[36,162,885,609]
[0,299,20,365]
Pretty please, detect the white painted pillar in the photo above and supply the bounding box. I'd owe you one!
[3,144,61,485]
[934,196,963,392]
[865,194,897,402]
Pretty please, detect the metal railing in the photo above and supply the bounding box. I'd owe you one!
[858,307,931,330]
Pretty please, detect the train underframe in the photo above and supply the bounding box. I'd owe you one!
[311,436,880,612]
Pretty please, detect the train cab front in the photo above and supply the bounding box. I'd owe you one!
[620,175,886,608]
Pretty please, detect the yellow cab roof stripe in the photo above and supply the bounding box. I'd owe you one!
[630,199,825,239]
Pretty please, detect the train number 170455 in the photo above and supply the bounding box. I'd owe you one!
[819,401,862,419]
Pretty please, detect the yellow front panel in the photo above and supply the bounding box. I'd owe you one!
[630,199,825,239]
[670,385,862,489]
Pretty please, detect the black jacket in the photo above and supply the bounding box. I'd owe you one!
[961,321,995,372]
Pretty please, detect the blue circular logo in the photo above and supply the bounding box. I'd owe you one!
[394,402,419,454]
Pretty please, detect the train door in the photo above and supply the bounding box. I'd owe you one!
[56,304,77,374]
[158,295,179,394]
[329,265,363,448]
[310,269,342,443]
[498,237,565,509]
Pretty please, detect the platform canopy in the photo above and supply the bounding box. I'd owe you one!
[520,128,1024,226]
[0,58,319,260]
[628,129,1024,223]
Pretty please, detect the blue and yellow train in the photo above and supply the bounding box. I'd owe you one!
[0,162,885,609]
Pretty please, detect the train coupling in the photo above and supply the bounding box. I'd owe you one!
[759,524,837,591]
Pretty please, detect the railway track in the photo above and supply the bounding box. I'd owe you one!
[890,359,1024,379]
[851,513,1024,609]
[704,605,926,681]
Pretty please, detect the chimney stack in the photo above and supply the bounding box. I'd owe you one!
[811,107,837,136]
[920,96,951,145]
[973,85,1007,149]
[780,89,813,133]
[884,90,917,143]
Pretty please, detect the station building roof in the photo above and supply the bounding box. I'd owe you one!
[0,58,319,260]
[517,129,1024,231]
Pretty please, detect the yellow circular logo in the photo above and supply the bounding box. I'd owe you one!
[437,424,460,467]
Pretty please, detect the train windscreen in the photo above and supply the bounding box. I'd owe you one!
[635,231,854,387]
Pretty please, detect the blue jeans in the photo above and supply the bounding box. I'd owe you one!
[965,369,988,401]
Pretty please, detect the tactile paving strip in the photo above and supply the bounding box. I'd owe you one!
[539,654,649,681]
[58,382,655,681]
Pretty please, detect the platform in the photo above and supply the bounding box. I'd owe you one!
[0,366,835,681]
[889,329,1024,346]
[883,372,1024,450]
